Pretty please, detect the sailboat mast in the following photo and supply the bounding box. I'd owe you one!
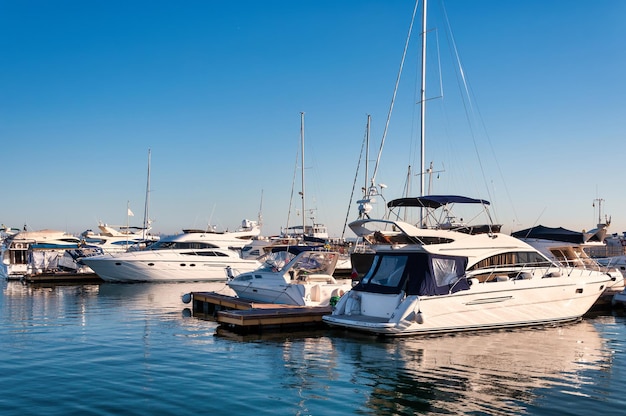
[142,149,151,240]
[420,0,427,198]
[365,114,370,195]
[300,112,306,236]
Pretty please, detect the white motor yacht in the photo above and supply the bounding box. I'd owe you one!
[81,220,262,282]
[512,223,625,306]
[1,229,94,279]
[227,248,353,307]
[323,195,612,336]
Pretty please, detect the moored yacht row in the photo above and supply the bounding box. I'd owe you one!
[4,194,626,337]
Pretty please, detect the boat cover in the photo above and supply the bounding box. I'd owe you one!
[353,252,469,296]
[511,225,585,244]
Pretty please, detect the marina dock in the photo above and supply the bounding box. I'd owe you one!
[188,291,333,331]
[17,273,103,284]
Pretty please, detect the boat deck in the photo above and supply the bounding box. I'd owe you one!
[188,291,332,331]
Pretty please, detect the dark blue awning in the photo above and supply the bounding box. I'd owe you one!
[511,225,584,244]
[388,195,491,209]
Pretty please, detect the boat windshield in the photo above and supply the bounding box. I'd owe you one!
[361,255,408,288]
[257,251,296,272]
[292,252,337,275]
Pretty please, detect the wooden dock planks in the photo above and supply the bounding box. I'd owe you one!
[189,291,333,330]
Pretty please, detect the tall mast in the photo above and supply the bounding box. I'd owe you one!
[419,0,428,226]
[420,0,427,198]
[300,112,306,235]
[142,149,151,240]
[365,114,370,195]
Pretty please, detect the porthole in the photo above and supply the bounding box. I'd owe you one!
[180,264,186,267]
[115,262,122,266]
[148,263,155,266]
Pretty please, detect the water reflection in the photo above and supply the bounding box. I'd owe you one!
[1,279,619,415]
[328,322,612,415]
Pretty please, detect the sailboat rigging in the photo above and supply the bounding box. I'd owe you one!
[283,112,328,242]
[142,148,151,240]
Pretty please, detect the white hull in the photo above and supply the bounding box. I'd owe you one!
[228,280,350,307]
[82,251,261,282]
[324,272,609,336]
[227,250,352,306]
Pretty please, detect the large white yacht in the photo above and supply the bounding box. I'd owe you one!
[323,195,612,336]
[81,219,262,282]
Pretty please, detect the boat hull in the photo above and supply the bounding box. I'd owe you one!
[228,280,350,306]
[82,252,261,282]
[324,274,610,336]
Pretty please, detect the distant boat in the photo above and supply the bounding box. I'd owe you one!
[80,222,160,254]
[1,229,98,279]
[512,221,625,308]
[81,219,263,282]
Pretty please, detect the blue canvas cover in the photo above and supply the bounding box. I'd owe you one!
[353,252,469,296]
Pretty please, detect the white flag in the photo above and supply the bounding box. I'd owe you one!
[127,208,134,217]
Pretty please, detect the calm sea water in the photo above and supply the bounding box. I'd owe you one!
[1,279,624,416]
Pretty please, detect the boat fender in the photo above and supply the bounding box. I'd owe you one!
[414,310,424,324]
[331,288,345,297]
[225,266,235,280]
[181,293,192,304]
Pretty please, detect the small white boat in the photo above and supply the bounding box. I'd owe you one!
[80,219,262,282]
[227,248,353,306]
[323,195,612,336]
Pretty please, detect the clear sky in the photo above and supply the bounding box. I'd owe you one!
[1,0,625,238]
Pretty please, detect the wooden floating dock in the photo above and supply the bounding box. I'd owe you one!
[19,272,103,284]
[189,291,333,332]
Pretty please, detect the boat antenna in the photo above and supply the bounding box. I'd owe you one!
[593,198,604,225]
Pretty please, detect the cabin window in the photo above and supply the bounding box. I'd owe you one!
[432,257,462,286]
[468,251,549,270]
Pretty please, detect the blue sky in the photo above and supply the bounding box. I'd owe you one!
[1,0,625,238]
